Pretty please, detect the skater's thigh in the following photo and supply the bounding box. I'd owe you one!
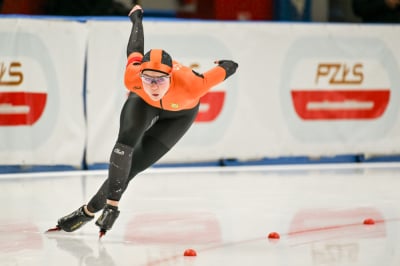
[146,107,199,149]
[128,107,198,176]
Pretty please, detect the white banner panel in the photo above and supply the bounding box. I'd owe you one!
[0,18,87,166]
[86,20,400,165]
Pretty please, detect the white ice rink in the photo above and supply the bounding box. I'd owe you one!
[1,163,400,266]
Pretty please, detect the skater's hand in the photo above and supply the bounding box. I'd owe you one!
[214,60,238,80]
[129,5,143,17]
[214,60,238,67]
[128,5,143,22]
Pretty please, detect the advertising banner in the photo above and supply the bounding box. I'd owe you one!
[0,18,87,166]
[85,20,400,165]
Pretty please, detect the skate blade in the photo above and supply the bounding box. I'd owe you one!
[99,229,106,239]
[46,226,61,233]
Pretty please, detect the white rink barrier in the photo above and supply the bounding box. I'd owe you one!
[86,20,400,165]
[0,18,87,168]
[0,16,400,168]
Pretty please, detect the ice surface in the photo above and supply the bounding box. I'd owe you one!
[1,163,399,266]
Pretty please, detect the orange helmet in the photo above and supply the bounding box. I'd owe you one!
[141,49,173,74]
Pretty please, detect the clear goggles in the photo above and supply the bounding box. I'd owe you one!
[140,74,170,85]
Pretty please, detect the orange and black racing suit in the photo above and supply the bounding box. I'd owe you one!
[87,8,237,213]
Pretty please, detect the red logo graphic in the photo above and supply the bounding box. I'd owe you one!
[0,92,47,126]
[291,63,390,120]
[0,62,47,126]
[195,91,225,122]
[291,90,390,120]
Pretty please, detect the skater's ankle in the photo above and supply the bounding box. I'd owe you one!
[106,199,119,208]
[83,205,95,217]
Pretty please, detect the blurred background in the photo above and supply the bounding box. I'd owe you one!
[0,0,383,23]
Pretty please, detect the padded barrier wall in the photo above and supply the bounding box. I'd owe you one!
[1,15,400,173]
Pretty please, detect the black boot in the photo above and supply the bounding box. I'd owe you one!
[57,205,94,232]
[95,204,120,236]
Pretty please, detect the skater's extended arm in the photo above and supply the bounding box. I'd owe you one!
[127,5,144,58]
[181,59,238,99]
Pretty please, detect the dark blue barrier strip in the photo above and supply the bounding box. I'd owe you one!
[358,155,400,163]
[2,154,400,173]
[0,165,80,174]
[0,12,182,22]
[220,154,360,166]
[86,163,109,170]
[0,14,287,23]
[153,161,221,168]
[86,161,221,170]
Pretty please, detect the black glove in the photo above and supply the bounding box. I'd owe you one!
[216,60,238,80]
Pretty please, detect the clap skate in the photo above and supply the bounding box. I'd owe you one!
[47,205,94,233]
[95,204,120,238]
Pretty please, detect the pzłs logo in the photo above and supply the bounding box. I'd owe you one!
[281,36,399,141]
[291,61,390,120]
[0,59,47,126]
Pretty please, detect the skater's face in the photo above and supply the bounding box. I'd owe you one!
[141,70,170,101]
